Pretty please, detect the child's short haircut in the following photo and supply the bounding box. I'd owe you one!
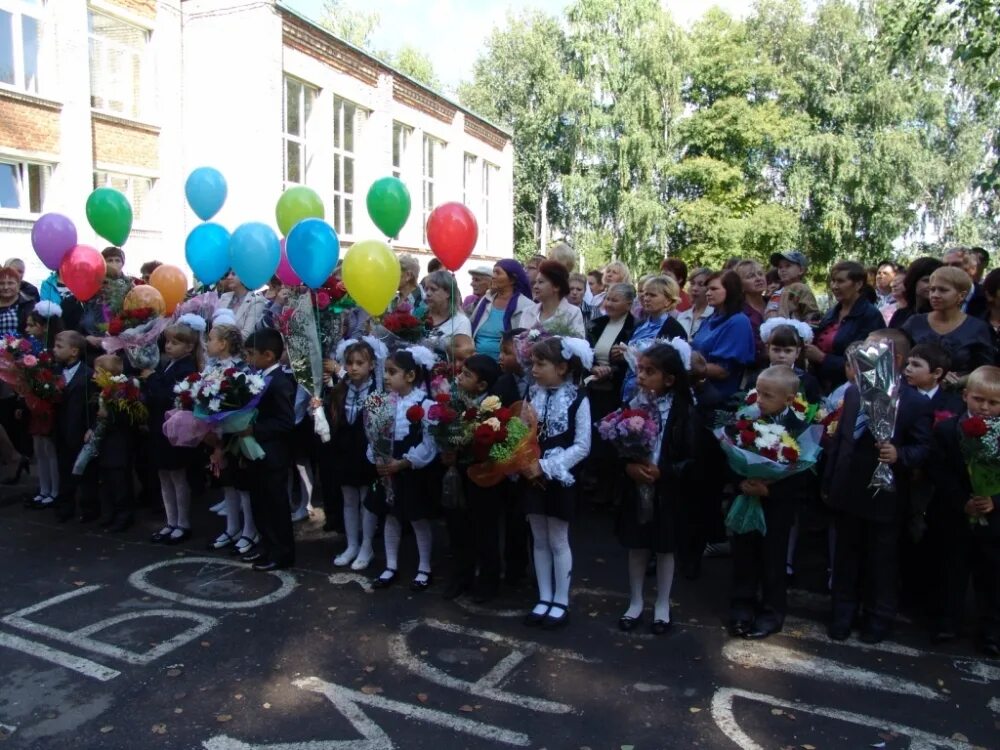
[757,365,800,396]
[463,354,501,389]
[245,328,284,360]
[56,330,86,358]
[909,343,951,379]
[101,246,125,263]
[93,354,124,375]
[966,366,1000,397]
[867,328,911,360]
[501,328,526,347]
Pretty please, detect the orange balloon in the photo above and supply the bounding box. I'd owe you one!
[123,284,165,315]
[148,264,188,314]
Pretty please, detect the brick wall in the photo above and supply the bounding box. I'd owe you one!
[104,0,156,19]
[0,94,61,153]
[92,114,159,169]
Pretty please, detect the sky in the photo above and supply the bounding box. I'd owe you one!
[282,0,754,93]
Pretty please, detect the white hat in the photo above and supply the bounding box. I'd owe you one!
[469,265,492,277]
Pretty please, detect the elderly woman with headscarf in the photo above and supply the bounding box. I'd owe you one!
[469,259,534,362]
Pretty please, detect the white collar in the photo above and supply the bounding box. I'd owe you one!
[262,363,281,377]
[396,387,427,407]
[919,385,940,400]
[63,361,82,381]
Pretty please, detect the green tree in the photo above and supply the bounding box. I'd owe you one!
[319,0,380,49]
[382,46,440,89]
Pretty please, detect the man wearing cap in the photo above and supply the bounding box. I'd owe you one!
[766,250,820,323]
[463,265,493,316]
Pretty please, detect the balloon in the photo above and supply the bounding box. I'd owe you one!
[275,238,301,286]
[286,219,340,288]
[123,284,165,315]
[185,167,228,221]
[229,222,280,290]
[59,245,105,302]
[148,264,188,314]
[275,186,324,236]
[366,177,411,238]
[31,213,77,270]
[86,187,133,246]
[426,202,478,271]
[185,223,231,285]
[342,240,400,316]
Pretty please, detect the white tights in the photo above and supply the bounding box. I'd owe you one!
[528,514,572,613]
[158,469,191,532]
[380,515,432,583]
[341,486,377,556]
[32,436,59,498]
[288,462,315,512]
[221,487,257,540]
[624,549,675,623]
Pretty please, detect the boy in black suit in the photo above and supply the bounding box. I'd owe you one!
[240,329,297,571]
[730,365,810,640]
[51,330,99,522]
[903,343,964,417]
[91,355,137,532]
[823,329,932,644]
[927,365,1000,656]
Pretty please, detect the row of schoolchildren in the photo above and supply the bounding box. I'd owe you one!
[23,298,1000,652]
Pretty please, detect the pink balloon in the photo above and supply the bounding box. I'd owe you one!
[275,238,301,285]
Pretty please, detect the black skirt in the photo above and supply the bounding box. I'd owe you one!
[523,480,578,522]
[331,417,377,488]
[365,466,437,523]
[616,481,678,553]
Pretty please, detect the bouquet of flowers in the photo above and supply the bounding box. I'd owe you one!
[426,376,472,452]
[740,388,819,423]
[363,392,397,505]
[0,349,64,435]
[0,335,32,359]
[715,418,823,535]
[275,293,331,442]
[597,403,660,523]
[958,414,1000,527]
[163,367,268,459]
[313,279,356,357]
[849,340,900,491]
[72,371,148,474]
[466,398,540,488]
[374,301,426,347]
[102,306,171,371]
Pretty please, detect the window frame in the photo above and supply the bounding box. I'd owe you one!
[92,168,156,227]
[0,157,50,216]
[422,134,445,245]
[392,120,412,181]
[0,0,44,94]
[332,93,365,238]
[87,8,151,120]
[282,75,317,189]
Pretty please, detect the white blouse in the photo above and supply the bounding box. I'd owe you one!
[365,387,438,469]
[520,298,586,338]
[528,383,592,486]
[593,317,627,367]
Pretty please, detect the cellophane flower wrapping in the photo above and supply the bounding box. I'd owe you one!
[0,344,63,436]
[102,316,170,371]
[848,340,900,491]
[466,401,541,488]
[958,414,1000,526]
[363,392,397,505]
[714,423,823,535]
[597,402,660,523]
[276,293,331,442]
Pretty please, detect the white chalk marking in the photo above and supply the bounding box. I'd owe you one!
[327,573,373,593]
[3,585,217,665]
[632,683,669,693]
[722,639,943,700]
[387,618,595,715]
[989,696,1000,714]
[781,616,923,657]
[0,631,120,682]
[128,557,297,609]
[711,687,973,750]
[202,676,531,749]
[0,722,15,738]
[954,658,1000,684]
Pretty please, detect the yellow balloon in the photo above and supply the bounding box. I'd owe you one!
[342,240,400,317]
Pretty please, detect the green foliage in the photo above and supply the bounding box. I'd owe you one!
[318,0,380,48]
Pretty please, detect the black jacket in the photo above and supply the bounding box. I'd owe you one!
[930,414,1000,538]
[587,312,636,398]
[813,298,885,388]
[55,362,97,450]
[251,368,296,468]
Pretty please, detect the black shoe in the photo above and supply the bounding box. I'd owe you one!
[107,516,133,533]
[252,561,288,572]
[523,601,551,627]
[3,457,30,485]
[980,640,1000,658]
[931,629,957,645]
[207,531,237,551]
[859,627,888,645]
[443,578,473,600]
[372,569,397,589]
[163,527,191,545]
[650,619,672,635]
[471,582,499,604]
[743,623,781,640]
[241,550,265,563]
[542,604,570,630]
[78,513,100,523]
[150,526,175,543]
[99,516,116,529]
[728,619,752,638]
[828,622,851,641]
[410,571,433,592]
[618,614,642,632]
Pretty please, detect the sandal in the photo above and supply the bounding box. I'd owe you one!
[208,531,237,550]
[523,601,552,627]
[410,571,433,592]
[372,568,397,589]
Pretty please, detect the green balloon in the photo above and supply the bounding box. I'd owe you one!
[86,187,133,246]
[276,186,325,236]
[366,177,411,238]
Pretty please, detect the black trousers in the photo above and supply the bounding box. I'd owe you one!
[831,512,899,628]
[249,462,295,566]
[504,481,530,582]
[98,466,132,522]
[316,443,344,532]
[933,523,1000,641]
[730,496,796,629]
[447,481,504,586]
[55,445,98,519]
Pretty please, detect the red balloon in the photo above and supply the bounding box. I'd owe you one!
[59,245,106,301]
[426,202,478,271]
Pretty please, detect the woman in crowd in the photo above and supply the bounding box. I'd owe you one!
[393,254,425,314]
[690,271,756,399]
[469,260,534,362]
[615,275,687,402]
[218,271,268,340]
[888,257,943,329]
[520,261,586,337]
[423,270,473,360]
[675,267,713,339]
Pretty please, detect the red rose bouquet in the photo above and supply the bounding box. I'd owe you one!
[102,305,170,370]
[380,302,426,343]
[73,371,148,474]
[958,414,1000,527]
[0,348,64,436]
[465,398,540,488]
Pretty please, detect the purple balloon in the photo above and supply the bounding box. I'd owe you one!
[275,237,301,286]
[31,213,78,270]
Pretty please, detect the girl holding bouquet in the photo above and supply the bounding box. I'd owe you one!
[365,345,439,591]
[521,337,593,630]
[329,337,384,571]
[616,341,702,635]
[24,302,64,505]
[144,317,204,545]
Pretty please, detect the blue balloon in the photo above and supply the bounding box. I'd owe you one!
[185,167,228,221]
[229,222,280,290]
[285,218,341,288]
[185,223,231,285]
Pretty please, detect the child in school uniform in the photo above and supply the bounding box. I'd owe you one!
[366,345,439,591]
[729,365,811,640]
[90,355,137,532]
[903,343,964,417]
[823,329,932,644]
[328,336,384,571]
[618,341,703,635]
[144,317,205,545]
[51,330,98,523]
[240,329,297,571]
[23,301,64,509]
[927,365,1000,656]
[521,336,593,629]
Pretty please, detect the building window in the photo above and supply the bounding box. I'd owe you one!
[88,10,149,119]
[94,170,154,224]
[392,121,412,180]
[0,0,43,93]
[283,76,316,187]
[463,153,477,206]
[333,94,365,236]
[0,160,48,214]
[481,161,498,253]
[422,135,444,244]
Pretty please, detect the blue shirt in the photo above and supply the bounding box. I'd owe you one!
[621,314,669,402]
[474,308,505,362]
[692,312,756,398]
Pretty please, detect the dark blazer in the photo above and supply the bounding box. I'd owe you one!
[144,355,200,471]
[252,368,296,468]
[98,412,133,469]
[966,283,988,319]
[926,386,965,419]
[55,362,97,450]
[656,315,688,342]
[814,298,885,387]
[930,415,1000,538]
[587,312,636,398]
[823,383,932,522]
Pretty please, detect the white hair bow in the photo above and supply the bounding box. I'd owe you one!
[176,313,207,333]
[405,345,437,371]
[759,317,814,345]
[33,300,62,319]
[560,337,594,371]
